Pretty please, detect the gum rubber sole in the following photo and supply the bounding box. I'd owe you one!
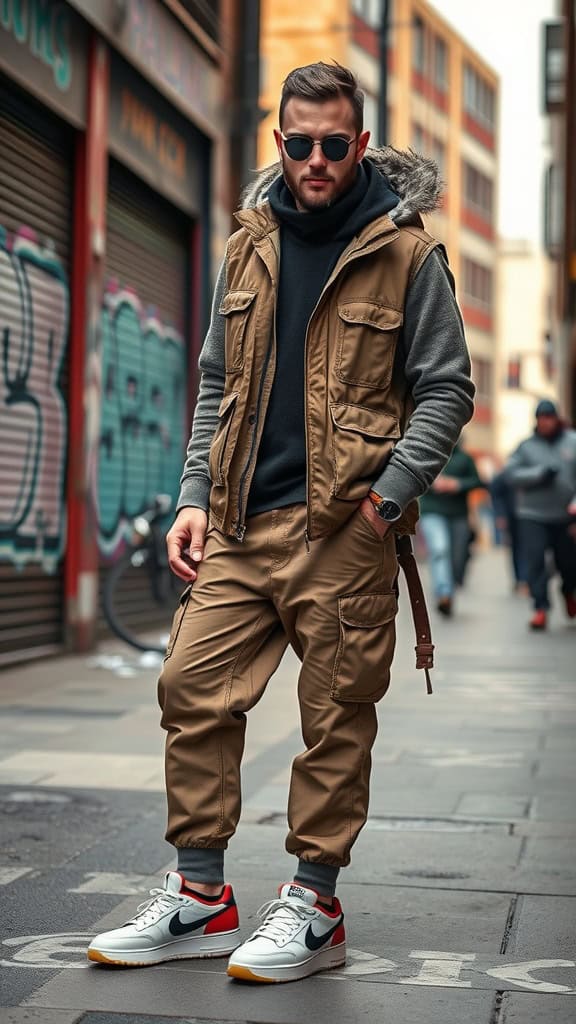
[227,945,346,984]
[87,946,237,966]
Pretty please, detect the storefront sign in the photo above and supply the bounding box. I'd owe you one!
[0,0,87,126]
[66,0,220,137]
[108,53,202,215]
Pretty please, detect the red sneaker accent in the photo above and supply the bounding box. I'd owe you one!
[330,922,346,946]
[564,594,576,619]
[204,903,239,934]
[529,610,547,630]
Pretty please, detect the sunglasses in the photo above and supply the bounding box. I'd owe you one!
[280,133,356,162]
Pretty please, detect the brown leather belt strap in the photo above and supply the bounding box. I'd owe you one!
[396,534,434,694]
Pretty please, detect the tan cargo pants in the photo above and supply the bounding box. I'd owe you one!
[158,503,398,868]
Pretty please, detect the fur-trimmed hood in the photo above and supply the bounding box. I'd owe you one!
[240,146,443,225]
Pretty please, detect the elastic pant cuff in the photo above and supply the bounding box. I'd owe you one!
[294,860,340,898]
[177,847,225,885]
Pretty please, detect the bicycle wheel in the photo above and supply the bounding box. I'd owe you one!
[103,546,179,654]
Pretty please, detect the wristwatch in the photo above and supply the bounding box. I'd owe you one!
[367,491,402,522]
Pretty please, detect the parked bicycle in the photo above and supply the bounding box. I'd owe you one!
[103,494,181,654]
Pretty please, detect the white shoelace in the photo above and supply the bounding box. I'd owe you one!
[128,887,182,929]
[253,898,316,944]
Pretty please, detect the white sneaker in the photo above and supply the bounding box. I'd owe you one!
[227,883,346,983]
[87,871,240,966]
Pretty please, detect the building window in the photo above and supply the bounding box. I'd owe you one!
[352,0,382,26]
[463,63,495,131]
[506,358,522,389]
[463,162,494,220]
[434,36,448,90]
[412,121,426,153]
[473,358,493,404]
[363,91,379,141]
[413,15,426,72]
[431,137,446,178]
[462,257,493,310]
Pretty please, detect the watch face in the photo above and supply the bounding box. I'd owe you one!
[378,499,402,522]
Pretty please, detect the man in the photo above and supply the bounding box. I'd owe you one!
[505,399,576,630]
[419,439,483,616]
[88,63,474,982]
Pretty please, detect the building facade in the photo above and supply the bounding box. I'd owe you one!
[259,0,500,464]
[0,0,242,664]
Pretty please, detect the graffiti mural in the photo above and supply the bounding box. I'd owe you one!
[98,284,187,556]
[0,226,69,572]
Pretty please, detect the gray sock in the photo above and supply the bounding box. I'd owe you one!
[294,860,340,898]
[177,848,225,885]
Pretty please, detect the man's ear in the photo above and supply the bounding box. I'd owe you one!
[273,129,283,161]
[356,130,371,163]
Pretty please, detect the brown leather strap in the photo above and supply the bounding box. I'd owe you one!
[396,534,434,694]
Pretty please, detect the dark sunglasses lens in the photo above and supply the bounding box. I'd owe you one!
[284,136,313,160]
[321,137,350,161]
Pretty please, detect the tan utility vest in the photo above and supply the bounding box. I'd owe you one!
[208,202,441,544]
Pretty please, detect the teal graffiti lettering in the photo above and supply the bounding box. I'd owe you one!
[7,0,28,41]
[0,226,69,572]
[3,0,72,91]
[52,7,71,91]
[98,288,186,556]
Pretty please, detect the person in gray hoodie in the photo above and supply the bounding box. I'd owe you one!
[505,400,576,629]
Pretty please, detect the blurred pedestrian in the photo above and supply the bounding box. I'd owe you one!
[505,400,576,630]
[490,468,528,592]
[420,439,483,616]
[88,62,474,982]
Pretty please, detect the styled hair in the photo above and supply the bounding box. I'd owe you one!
[279,62,364,135]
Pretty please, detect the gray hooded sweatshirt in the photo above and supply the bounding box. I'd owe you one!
[505,427,576,523]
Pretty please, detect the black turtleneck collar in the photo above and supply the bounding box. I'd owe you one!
[268,159,399,244]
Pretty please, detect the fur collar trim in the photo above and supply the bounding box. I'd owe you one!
[240,146,443,225]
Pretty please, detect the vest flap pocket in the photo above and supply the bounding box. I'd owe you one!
[338,591,397,628]
[219,290,257,315]
[210,392,239,485]
[217,391,239,417]
[338,302,403,331]
[330,403,401,439]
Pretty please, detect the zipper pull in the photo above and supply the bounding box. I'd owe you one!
[235,524,246,542]
[304,529,310,553]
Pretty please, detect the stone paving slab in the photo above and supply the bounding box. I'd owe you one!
[497,991,576,1022]
[507,895,576,957]
[22,967,497,1023]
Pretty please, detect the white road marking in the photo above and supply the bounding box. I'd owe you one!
[67,872,154,895]
[399,950,476,988]
[2,935,575,994]
[0,867,31,886]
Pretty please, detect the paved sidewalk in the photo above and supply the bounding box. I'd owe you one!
[0,547,575,1024]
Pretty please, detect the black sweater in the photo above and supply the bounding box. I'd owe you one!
[247,162,399,515]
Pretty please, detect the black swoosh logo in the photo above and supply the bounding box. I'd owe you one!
[304,915,343,951]
[168,905,228,937]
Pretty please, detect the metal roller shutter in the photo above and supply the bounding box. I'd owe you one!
[0,79,72,665]
[98,161,189,641]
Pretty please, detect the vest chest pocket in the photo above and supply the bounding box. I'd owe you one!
[336,301,403,389]
[219,290,257,373]
[208,391,239,486]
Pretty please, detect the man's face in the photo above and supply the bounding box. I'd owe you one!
[536,413,560,437]
[274,96,370,212]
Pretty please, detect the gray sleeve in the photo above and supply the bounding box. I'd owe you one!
[505,444,548,488]
[372,248,476,508]
[176,261,227,512]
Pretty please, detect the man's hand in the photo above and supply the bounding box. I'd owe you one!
[358,496,391,539]
[568,500,576,517]
[432,475,460,494]
[166,507,208,582]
